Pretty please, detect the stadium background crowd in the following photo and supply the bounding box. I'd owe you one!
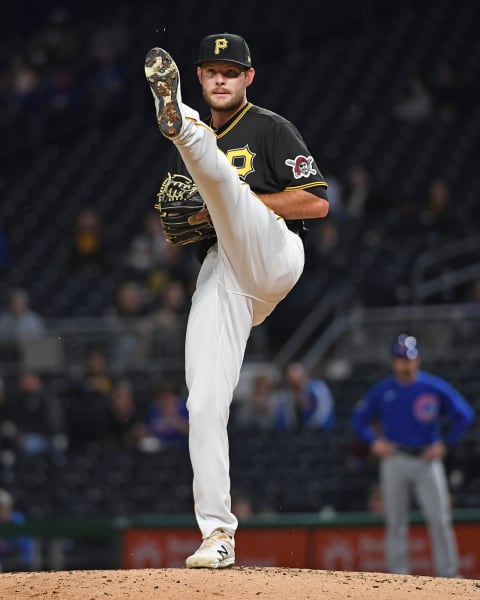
[1,0,480,571]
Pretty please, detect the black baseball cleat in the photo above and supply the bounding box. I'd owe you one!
[144,47,183,138]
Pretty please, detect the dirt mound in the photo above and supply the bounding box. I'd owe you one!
[2,566,479,599]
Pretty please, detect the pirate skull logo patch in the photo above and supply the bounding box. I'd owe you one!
[285,155,317,179]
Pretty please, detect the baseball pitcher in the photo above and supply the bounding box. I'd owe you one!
[145,32,329,568]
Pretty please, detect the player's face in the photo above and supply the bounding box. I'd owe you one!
[197,62,255,113]
[391,357,421,383]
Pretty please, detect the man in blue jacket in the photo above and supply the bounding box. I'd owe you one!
[0,489,35,572]
[351,333,474,577]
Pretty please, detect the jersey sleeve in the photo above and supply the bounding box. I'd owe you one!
[159,147,196,193]
[436,378,475,446]
[164,146,188,177]
[269,121,328,199]
[351,388,381,445]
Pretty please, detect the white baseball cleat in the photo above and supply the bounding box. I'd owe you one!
[186,529,235,568]
[144,47,183,138]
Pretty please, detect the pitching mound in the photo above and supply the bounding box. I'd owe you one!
[2,567,479,599]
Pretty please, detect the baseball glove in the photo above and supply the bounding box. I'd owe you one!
[155,172,216,246]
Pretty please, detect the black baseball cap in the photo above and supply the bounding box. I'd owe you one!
[390,334,420,360]
[195,33,252,68]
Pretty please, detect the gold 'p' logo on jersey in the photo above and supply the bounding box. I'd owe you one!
[214,38,228,55]
[225,145,256,179]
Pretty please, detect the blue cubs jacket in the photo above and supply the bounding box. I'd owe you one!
[351,370,474,448]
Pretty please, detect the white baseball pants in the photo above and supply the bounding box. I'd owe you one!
[173,104,305,538]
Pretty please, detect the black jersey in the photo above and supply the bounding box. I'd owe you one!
[163,103,328,253]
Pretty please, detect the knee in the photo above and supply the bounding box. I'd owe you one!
[187,394,229,430]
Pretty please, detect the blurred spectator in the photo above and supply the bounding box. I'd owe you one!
[64,208,108,275]
[88,47,128,129]
[231,490,254,518]
[83,347,114,396]
[305,217,350,285]
[30,7,80,70]
[43,67,85,138]
[343,165,370,220]
[393,75,432,122]
[146,279,189,354]
[343,165,382,221]
[10,56,43,114]
[62,347,113,447]
[105,380,143,448]
[6,8,82,147]
[0,288,46,343]
[126,211,198,294]
[0,489,35,572]
[231,488,276,518]
[7,372,66,455]
[87,10,130,129]
[148,279,189,329]
[126,211,171,279]
[275,362,335,431]
[142,380,189,448]
[90,11,129,62]
[109,280,148,320]
[234,372,281,431]
[106,281,149,372]
[419,179,461,244]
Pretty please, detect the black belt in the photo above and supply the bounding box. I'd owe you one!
[398,446,424,456]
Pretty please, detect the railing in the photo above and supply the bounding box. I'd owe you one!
[0,316,187,377]
[3,300,479,381]
[272,283,353,371]
[411,233,480,303]
[269,234,480,373]
[0,313,271,378]
[301,302,480,373]
[413,262,480,304]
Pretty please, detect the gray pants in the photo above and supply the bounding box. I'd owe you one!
[380,453,459,577]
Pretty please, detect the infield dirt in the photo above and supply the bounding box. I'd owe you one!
[2,566,479,599]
